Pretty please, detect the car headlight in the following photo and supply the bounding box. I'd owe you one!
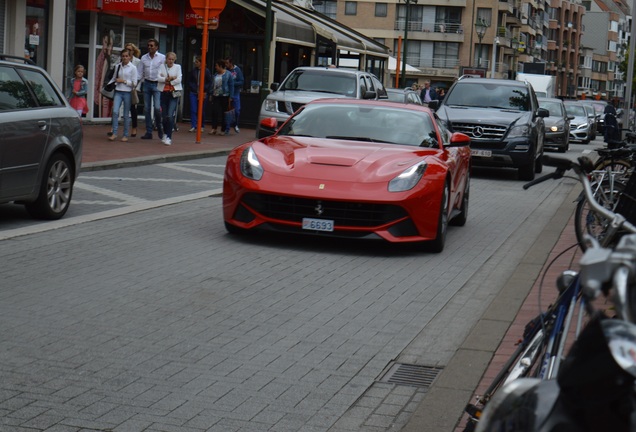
[240,147,264,180]
[576,123,588,131]
[550,126,559,132]
[507,124,530,139]
[263,99,277,112]
[388,161,427,192]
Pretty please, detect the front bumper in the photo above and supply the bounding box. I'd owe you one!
[469,137,535,169]
[223,171,444,243]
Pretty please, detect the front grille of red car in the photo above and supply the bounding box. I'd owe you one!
[242,193,407,227]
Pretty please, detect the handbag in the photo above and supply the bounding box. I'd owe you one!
[131,88,139,105]
[172,90,182,98]
[100,64,120,100]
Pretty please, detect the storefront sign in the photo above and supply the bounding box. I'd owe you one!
[102,0,144,13]
[77,0,182,25]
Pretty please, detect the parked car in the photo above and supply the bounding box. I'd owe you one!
[428,76,548,181]
[538,97,572,152]
[579,103,598,140]
[385,88,423,105]
[576,100,607,133]
[0,54,83,219]
[225,98,471,252]
[256,67,388,138]
[564,102,593,144]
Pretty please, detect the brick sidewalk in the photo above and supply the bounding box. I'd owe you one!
[80,122,254,169]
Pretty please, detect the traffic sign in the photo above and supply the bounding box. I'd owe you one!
[190,0,227,16]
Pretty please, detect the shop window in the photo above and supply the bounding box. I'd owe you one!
[26,1,47,67]
[375,3,387,17]
[345,2,357,15]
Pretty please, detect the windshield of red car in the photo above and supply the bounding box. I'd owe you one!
[278,104,440,148]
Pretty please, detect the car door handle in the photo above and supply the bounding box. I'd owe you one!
[38,120,47,131]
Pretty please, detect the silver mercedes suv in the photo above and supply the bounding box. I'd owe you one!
[0,54,82,219]
[256,66,388,138]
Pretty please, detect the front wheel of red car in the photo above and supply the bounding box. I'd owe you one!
[428,182,450,253]
[25,153,74,220]
[450,174,469,227]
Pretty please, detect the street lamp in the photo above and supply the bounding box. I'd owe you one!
[475,19,489,67]
[400,0,418,87]
[510,38,519,80]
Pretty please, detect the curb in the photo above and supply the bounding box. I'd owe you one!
[80,149,233,172]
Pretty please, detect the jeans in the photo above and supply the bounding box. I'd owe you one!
[232,93,241,127]
[189,93,206,128]
[143,81,163,137]
[210,95,229,132]
[161,92,179,139]
[112,90,132,137]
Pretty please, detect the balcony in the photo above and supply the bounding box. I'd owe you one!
[395,20,464,35]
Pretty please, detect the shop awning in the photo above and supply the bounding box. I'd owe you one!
[234,0,316,46]
[234,0,389,58]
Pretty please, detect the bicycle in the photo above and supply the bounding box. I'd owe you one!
[463,155,636,431]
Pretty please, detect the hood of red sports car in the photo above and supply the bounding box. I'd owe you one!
[253,136,441,182]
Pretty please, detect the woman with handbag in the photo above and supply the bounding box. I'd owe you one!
[158,52,183,146]
[107,48,137,142]
[208,59,234,136]
[125,43,142,137]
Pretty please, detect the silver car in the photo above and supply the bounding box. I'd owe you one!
[0,54,82,219]
[564,102,593,144]
[257,67,388,138]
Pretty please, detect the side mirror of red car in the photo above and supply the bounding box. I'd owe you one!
[260,117,278,131]
[446,132,471,147]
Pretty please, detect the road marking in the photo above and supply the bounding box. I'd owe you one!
[0,189,222,241]
[74,181,149,204]
[81,176,222,184]
[157,163,225,178]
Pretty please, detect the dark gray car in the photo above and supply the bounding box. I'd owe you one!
[429,76,549,181]
[538,97,572,152]
[0,55,82,219]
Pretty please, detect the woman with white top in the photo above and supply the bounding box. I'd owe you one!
[107,48,138,142]
[158,52,183,146]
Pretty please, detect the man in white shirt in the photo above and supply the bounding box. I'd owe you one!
[137,38,166,140]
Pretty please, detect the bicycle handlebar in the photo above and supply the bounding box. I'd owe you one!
[525,154,636,236]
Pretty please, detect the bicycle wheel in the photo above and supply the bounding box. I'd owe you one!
[574,180,626,250]
[594,158,632,182]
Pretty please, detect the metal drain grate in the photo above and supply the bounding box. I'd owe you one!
[379,363,443,388]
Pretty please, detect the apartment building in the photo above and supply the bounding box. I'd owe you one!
[580,0,630,101]
[324,0,586,97]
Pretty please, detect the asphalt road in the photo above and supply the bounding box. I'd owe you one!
[0,143,595,431]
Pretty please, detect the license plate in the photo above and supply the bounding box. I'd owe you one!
[302,218,334,232]
[471,149,492,157]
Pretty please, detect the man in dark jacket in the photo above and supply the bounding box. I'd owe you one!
[420,80,438,104]
[188,55,212,132]
[604,101,619,144]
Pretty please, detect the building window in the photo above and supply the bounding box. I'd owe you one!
[477,8,492,26]
[375,3,387,17]
[345,2,357,15]
[313,0,337,19]
[374,38,385,46]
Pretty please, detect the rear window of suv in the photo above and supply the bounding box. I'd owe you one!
[0,65,63,110]
[445,82,531,111]
[281,69,357,96]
